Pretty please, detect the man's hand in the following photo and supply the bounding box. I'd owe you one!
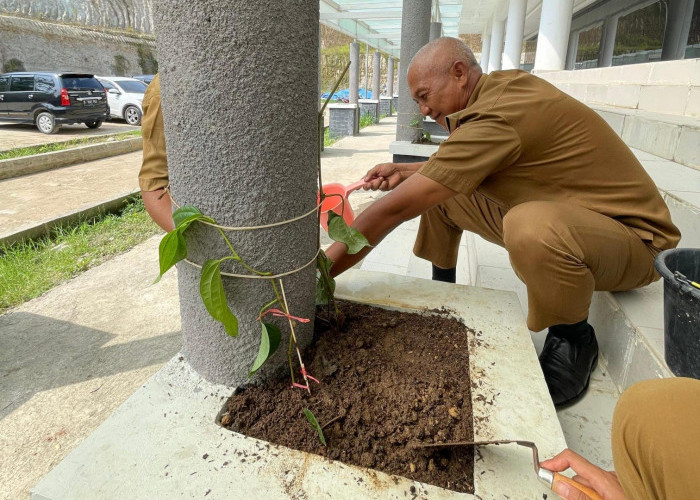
[540,449,627,500]
[363,162,425,191]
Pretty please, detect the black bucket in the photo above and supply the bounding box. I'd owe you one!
[654,248,700,379]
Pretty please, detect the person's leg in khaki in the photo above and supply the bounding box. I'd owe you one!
[414,197,658,406]
[612,377,700,500]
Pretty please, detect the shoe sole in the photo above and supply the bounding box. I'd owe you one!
[553,351,599,409]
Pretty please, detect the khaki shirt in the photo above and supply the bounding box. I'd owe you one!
[419,70,680,252]
[138,74,169,191]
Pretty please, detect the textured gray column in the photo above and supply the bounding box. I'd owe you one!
[372,51,381,99]
[430,21,442,41]
[396,0,431,142]
[153,0,317,385]
[350,41,359,104]
[387,56,395,97]
[661,0,694,61]
[598,16,618,67]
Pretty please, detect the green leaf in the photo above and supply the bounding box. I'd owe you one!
[249,323,282,376]
[327,211,371,255]
[155,228,187,282]
[315,251,336,305]
[199,259,239,337]
[303,408,327,446]
[173,205,203,228]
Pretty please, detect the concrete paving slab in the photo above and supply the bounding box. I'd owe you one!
[0,236,180,500]
[0,121,139,152]
[31,271,566,500]
[0,151,142,245]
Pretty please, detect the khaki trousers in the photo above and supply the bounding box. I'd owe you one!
[612,377,700,500]
[414,193,659,331]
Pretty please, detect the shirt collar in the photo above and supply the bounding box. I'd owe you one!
[445,73,488,133]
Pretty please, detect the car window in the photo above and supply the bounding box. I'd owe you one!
[116,80,147,93]
[10,76,34,91]
[60,77,103,90]
[0,76,9,91]
[99,79,116,90]
[35,75,56,92]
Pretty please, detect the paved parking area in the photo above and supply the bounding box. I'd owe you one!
[0,121,139,152]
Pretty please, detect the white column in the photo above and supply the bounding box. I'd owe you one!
[503,0,527,70]
[565,31,579,70]
[598,16,618,68]
[480,32,491,73]
[534,0,574,71]
[488,18,505,72]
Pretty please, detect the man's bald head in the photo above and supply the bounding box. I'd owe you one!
[409,37,480,76]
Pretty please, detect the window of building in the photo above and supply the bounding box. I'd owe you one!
[575,24,603,69]
[613,1,666,65]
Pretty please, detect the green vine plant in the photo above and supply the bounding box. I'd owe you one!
[156,61,369,446]
[409,115,431,144]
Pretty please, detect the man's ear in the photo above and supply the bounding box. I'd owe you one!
[450,60,468,82]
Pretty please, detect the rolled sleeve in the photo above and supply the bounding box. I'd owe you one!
[138,76,169,192]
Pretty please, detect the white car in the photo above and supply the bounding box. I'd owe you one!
[97,76,147,126]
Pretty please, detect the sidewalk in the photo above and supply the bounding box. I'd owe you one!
[0,121,139,152]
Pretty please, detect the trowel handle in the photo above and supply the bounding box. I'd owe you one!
[553,472,603,500]
[345,179,366,194]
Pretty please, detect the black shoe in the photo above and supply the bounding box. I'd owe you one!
[432,264,456,283]
[539,320,598,408]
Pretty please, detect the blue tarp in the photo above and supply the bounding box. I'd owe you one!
[321,88,372,101]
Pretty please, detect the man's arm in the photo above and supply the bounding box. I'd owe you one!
[325,172,456,276]
[142,189,174,232]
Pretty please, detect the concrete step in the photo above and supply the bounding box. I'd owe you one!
[594,106,699,171]
[0,150,142,247]
[0,136,142,181]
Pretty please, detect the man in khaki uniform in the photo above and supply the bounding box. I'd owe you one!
[138,74,173,232]
[325,36,680,408]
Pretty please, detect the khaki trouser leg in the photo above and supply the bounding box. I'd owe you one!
[414,197,658,331]
[612,378,700,500]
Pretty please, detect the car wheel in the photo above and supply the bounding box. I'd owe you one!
[85,120,103,129]
[124,105,142,126]
[36,111,60,134]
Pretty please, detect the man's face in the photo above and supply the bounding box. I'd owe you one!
[408,61,468,129]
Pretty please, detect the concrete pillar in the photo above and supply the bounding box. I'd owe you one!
[488,18,505,72]
[480,32,492,73]
[387,56,395,97]
[396,0,431,142]
[372,51,380,100]
[534,0,574,71]
[430,21,442,41]
[565,31,579,70]
[364,44,370,98]
[350,41,359,104]
[662,0,694,61]
[152,0,317,385]
[598,16,618,68]
[503,0,527,70]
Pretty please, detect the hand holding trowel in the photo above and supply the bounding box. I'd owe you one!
[410,439,603,500]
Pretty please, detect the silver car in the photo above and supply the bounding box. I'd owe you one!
[97,76,147,126]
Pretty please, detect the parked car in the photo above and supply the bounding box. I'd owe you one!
[97,76,147,126]
[0,72,109,134]
[132,74,155,85]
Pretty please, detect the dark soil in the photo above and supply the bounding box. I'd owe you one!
[220,301,475,493]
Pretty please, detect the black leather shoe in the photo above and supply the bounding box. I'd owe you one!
[539,320,598,408]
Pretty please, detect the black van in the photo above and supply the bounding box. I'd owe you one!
[0,72,109,134]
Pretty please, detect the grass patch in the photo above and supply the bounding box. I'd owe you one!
[359,114,376,129]
[0,196,160,314]
[0,129,142,161]
[324,127,340,148]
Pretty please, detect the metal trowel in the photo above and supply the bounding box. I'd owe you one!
[409,439,602,500]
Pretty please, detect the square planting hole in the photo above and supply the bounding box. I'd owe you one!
[218,301,475,493]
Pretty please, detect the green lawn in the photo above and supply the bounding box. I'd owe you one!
[0,197,160,314]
